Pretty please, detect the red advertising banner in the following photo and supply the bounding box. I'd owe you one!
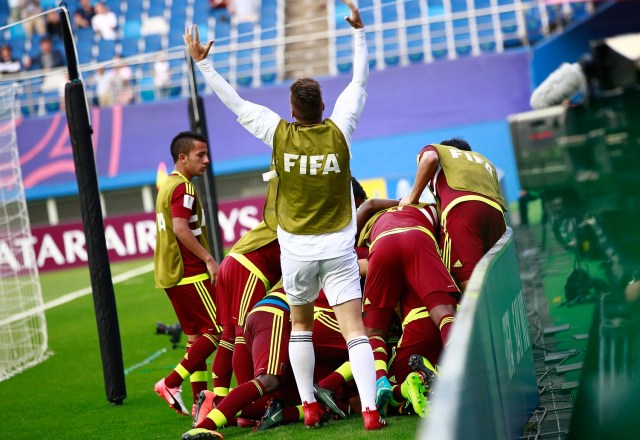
[1,196,265,272]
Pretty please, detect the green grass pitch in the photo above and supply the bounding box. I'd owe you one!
[0,259,421,439]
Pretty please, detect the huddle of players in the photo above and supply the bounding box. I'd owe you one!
[153,135,507,438]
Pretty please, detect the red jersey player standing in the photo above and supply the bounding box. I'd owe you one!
[153,131,222,416]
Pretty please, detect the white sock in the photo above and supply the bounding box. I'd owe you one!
[347,336,377,411]
[289,330,316,404]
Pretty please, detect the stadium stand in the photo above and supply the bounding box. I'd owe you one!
[0,0,595,116]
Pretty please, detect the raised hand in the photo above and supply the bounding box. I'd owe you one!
[341,0,364,29]
[183,24,214,62]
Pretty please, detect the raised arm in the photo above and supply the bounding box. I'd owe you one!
[399,149,439,206]
[184,25,281,146]
[330,0,368,145]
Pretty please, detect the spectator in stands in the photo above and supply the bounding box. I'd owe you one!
[74,0,95,29]
[209,0,231,22]
[153,54,171,98]
[231,0,260,24]
[94,67,115,107]
[20,0,46,38]
[0,44,23,74]
[91,2,117,40]
[27,36,64,70]
[112,56,134,105]
[45,10,62,40]
[8,0,21,24]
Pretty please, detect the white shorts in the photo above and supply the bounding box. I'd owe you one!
[282,252,362,307]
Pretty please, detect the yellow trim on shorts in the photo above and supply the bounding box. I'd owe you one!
[238,272,259,326]
[194,281,222,332]
[441,195,504,230]
[177,272,209,286]
[369,226,438,252]
[267,313,284,375]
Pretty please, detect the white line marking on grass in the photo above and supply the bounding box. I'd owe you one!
[124,348,168,376]
[0,262,155,327]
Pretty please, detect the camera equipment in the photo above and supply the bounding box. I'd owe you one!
[509,36,640,294]
[155,322,182,349]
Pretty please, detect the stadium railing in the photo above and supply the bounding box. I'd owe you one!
[0,0,595,117]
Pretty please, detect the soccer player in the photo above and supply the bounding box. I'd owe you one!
[399,137,507,292]
[356,199,460,412]
[183,281,301,440]
[213,220,281,397]
[153,131,222,416]
[184,0,385,430]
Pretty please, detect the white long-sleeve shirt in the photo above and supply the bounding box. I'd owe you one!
[196,28,368,260]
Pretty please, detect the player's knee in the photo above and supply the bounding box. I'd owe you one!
[256,374,280,393]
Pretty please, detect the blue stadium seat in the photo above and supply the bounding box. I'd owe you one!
[381,3,399,66]
[148,0,165,17]
[168,30,183,48]
[123,20,141,39]
[475,14,496,52]
[138,76,155,102]
[9,23,25,39]
[120,37,140,57]
[430,21,448,59]
[406,26,423,63]
[125,0,143,19]
[104,0,121,15]
[143,34,163,53]
[76,38,93,64]
[453,18,471,56]
[97,39,116,62]
[76,26,94,42]
[43,90,61,113]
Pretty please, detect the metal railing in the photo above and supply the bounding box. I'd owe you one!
[0,0,593,117]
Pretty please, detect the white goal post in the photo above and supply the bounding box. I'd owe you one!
[0,85,50,381]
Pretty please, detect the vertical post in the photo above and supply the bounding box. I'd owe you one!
[59,4,126,404]
[185,52,225,262]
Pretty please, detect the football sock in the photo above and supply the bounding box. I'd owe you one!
[438,314,456,345]
[347,336,377,411]
[166,333,218,389]
[232,334,253,385]
[190,365,208,404]
[368,335,388,380]
[198,379,266,430]
[318,361,352,390]
[212,324,234,403]
[165,341,192,388]
[289,330,316,403]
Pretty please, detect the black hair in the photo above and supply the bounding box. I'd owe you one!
[440,136,472,151]
[170,131,208,163]
[351,176,368,202]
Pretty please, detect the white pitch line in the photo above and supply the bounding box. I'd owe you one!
[0,262,155,327]
[124,348,168,376]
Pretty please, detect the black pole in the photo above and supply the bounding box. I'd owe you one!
[59,4,126,405]
[185,52,224,262]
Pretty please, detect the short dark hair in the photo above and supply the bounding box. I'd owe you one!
[290,78,323,123]
[440,137,471,151]
[351,176,368,204]
[170,131,208,163]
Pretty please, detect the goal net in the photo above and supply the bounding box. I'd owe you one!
[0,84,49,381]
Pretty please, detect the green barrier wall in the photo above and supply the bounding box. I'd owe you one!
[420,228,538,439]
